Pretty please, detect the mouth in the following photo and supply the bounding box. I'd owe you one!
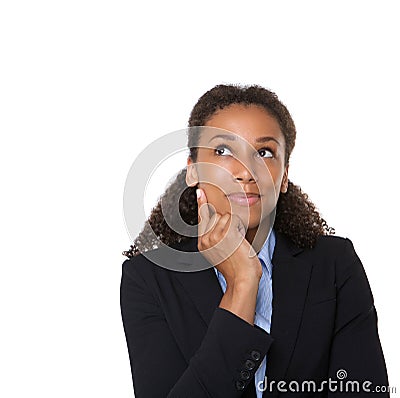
[226,193,261,207]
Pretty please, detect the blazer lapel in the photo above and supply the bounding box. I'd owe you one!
[265,231,313,396]
[173,237,224,326]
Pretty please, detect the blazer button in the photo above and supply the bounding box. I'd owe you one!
[240,370,251,380]
[244,359,256,370]
[250,350,261,361]
[235,380,246,390]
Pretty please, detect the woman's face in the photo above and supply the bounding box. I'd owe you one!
[186,104,288,241]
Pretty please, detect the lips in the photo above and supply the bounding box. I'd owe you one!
[226,192,261,206]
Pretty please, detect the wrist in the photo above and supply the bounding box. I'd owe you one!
[219,280,259,325]
[225,272,261,290]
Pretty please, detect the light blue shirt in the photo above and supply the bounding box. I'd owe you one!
[213,228,276,397]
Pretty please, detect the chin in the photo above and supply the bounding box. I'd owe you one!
[236,216,261,229]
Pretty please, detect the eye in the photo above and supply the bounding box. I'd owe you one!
[214,145,233,156]
[256,147,274,158]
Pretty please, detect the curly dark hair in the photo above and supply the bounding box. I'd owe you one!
[122,84,335,258]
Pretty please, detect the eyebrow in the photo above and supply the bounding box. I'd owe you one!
[208,134,281,146]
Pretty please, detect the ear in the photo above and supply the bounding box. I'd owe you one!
[280,163,289,193]
[185,157,199,187]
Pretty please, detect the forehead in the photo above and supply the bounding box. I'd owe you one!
[202,104,283,145]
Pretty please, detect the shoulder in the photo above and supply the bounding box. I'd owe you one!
[292,234,375,308]
[276,230,359,267]
[302,234,369,289]
[121,238,196,285]
[121,247,166,283]
[300,233,360,265]
[120,248,174,309]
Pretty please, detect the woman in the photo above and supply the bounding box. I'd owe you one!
[120,84,389,397]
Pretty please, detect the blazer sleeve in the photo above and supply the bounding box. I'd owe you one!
[327,238,390,396]
[120,257,274,398]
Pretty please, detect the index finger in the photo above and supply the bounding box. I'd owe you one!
[196,188,213,237]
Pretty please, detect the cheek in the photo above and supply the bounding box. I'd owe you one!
[258,162,284,191]
[257,166,278,196]
[198,183,229,212]
[197,162,233,195]
[256,166,283,213]
[199,162,228,178]
[199,182,228,207]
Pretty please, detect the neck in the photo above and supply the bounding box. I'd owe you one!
[245,217,272,254]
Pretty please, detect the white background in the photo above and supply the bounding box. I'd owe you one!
[1,1,399,396]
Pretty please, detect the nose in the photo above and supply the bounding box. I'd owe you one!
[232,158,258,183]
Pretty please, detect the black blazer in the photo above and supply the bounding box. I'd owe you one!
[120,231,389,397]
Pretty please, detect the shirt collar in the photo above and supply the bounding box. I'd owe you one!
[257,228,276,277]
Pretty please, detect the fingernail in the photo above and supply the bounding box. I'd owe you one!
[196,189,201,199]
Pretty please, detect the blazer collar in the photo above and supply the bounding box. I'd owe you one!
[172,237,224,326]
[173,231,313,394]
[267,231,313,396]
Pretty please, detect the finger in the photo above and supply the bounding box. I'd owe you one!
[197,188,210,237]
[208,211,221,232]
[219,213,240,248]
[230,214,257,257]
[204,191,216,219]
[213,212,231,238]
[230,213,246,238]
[205,212,222,243]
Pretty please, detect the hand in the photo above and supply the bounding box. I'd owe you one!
[196,188,262,285]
